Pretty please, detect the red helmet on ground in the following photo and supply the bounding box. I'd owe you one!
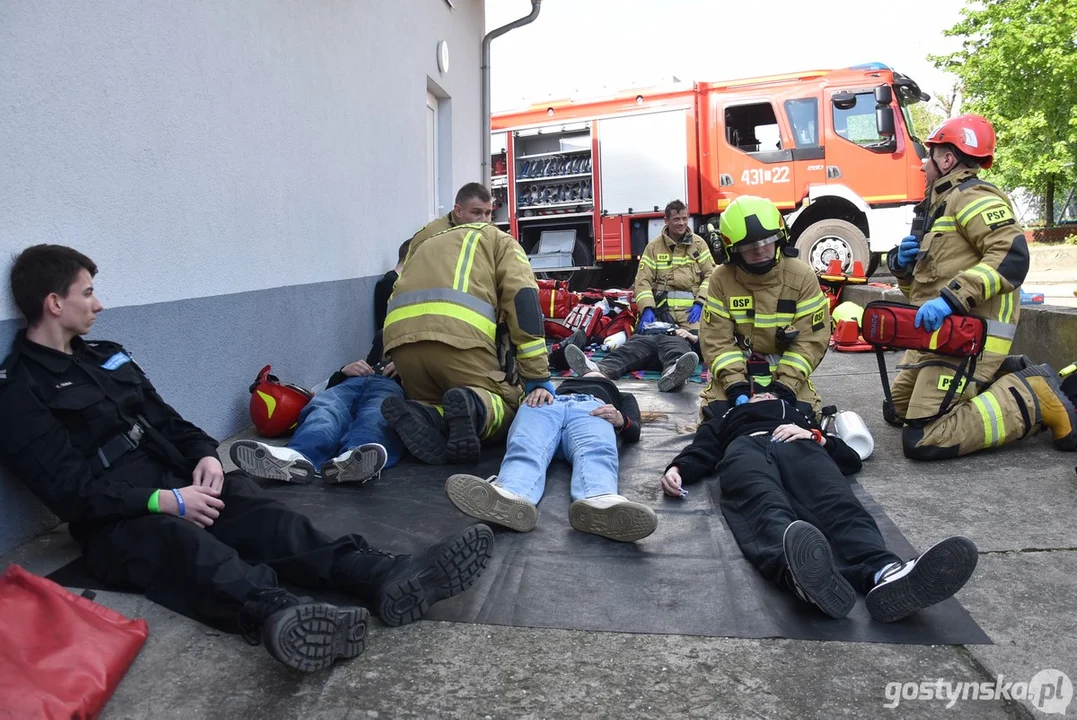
[248,365,313,437]
[924,114,997,169]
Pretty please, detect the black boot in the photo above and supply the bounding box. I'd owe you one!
[336,524,495,627]
[381,395,449,464]
[237,588,368,672]
[443,388,486,463]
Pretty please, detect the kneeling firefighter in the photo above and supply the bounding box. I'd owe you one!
[885,113,1077,458]
[381,222,552,464]
[699,195,831,418]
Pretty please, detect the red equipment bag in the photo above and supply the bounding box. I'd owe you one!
[0,564,149,719]
[564,303,606,342]
[597,308,637,341]
[543,318,574,341]
[537,279,578,319]
[861,301,988,424]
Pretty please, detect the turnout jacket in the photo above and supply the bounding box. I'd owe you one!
[891,169,1028,358]
[668,399,862,485]
[403,211,457,265]
[700,255,829,401]
[633,228,716,329]
[0,333,219,530]
[383,222,550,381]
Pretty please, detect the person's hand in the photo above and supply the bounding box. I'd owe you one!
[157,486,225,528]
[661,466,685,497]
[734,394,750,406]
[896,235,920,269]
[687,302,703,324]
[523,380,556,407]
[640,308,656,325]
[914,297,953,332]
[342,360,374,377]
[380,362,398,378]
[192,456,225,493]
[771,423,813,443]
[674,328,698,343]
[590,403,624,428]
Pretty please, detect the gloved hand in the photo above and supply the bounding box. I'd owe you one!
[640,308,656,326]
[734,394,750,406]
[524,379,556,395]
[914,297,954,332]
[895,235,920,269]
[687,302,703,324]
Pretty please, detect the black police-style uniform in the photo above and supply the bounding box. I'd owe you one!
[667,399,901,593]
[0,332,387,627]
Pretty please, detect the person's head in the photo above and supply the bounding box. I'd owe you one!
[749,392,777,403]
[453,183,494,224]
[396,239,410,266]
[665,200,690,239]
[10,244,103,334]
[922,114,996,188]
[718,195,787,275]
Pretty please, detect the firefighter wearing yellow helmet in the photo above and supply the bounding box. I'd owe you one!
[699,196,830,417]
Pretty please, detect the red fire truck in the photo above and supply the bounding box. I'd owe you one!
[489,63,930,285]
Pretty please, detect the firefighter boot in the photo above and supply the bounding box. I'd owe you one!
[381,395,449,464]
[335,524,495,627]
[238,588,368,673]
[443,387,486,463]
[1014,364,1077,450]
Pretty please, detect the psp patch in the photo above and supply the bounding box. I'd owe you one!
[101,352,132,371]
[981,206,1013,225]
[937,374,968,394]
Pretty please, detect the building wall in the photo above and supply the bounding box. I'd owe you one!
[0,0,485,553]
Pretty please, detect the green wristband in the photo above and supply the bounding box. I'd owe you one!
[147,490,161,514]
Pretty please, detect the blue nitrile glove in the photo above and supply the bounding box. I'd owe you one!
[640,308,656,325]
[524,379,556,395]
[687,302,703,324]
[734,394,750,406]
[896,235,920,269]
[914,297,953,332]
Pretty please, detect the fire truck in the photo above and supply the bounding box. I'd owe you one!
[489,63,930,286]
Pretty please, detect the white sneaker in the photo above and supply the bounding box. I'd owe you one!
[563,344,601,377]
[657,351,699,392]
[322,443,388,485]
[866,536,978,623]
[445,474,538,532]
[569,493,657,542]
[230,440,315,484]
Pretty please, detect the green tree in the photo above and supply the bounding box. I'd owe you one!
[933,0,1077,226]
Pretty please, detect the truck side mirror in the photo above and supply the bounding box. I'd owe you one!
[874,85,893,105]
[876,106,896,138]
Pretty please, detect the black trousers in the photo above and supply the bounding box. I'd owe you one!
[78,473,374,630]
[717,436,899,593]
[598,334,692,377]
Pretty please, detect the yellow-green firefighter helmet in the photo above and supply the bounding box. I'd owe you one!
[832,301,864,326]
[717,195,791,273]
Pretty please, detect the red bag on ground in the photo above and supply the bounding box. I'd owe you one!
[564,303,606,341]
[538,283,578,319]
[597,309,637,341]
[0,564,149,719]
[544,319,574,341]
[861,301,986,357]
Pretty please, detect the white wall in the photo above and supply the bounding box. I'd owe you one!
[0,0,484,320]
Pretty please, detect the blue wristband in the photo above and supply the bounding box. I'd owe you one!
[171,488,186,517]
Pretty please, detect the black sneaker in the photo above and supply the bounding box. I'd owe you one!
[866,536,978,623]
[443,387,484,464]
[381,395,448,464]
[782,521,855,619]
[657,351,699,392]
[238,588,367,672]
[376,524,495,627]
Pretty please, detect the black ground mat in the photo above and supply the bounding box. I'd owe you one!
[48,386,990,645]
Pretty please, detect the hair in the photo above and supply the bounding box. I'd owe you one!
[10,244,98,326]
[397,239,411,264]
[664,199,688,218]
[937,142,984,169]
[455,182,492,206]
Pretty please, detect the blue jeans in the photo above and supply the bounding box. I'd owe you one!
[496,394,620,504]
[288,375,405,468]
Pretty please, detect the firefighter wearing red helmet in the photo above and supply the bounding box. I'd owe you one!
[885,114,1077,458]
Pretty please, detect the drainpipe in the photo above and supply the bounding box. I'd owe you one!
[481,0,542,185]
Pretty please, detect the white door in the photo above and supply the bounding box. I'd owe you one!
[426,92,440,220]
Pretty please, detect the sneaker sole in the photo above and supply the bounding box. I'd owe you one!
[445,474,537,532]
[229,440,314,484]
[323,444,388,485]
[564,345,600,377]
[262,603,368,673]
[381,396,448,465]
[569,498,658,542]
[657,352,699,392]
[866,536,978,623]
[783,521,855,619]
[443,389,482,464]
[377,524,494,627]
[1016,364,1077,451]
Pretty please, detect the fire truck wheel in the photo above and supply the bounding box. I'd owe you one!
[794,219,870,275]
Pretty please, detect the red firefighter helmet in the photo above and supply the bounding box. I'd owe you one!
[248,365,313,437]
[924,114,997,169]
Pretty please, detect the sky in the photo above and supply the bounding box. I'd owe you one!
[486,0,968,113]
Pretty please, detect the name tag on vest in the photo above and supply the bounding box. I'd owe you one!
[101,352,131,371]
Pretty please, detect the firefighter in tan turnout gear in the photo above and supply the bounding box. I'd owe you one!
[699,196,830,418]
[381,214,552,465]
[885,114,1077,458]
[564,200,714,392]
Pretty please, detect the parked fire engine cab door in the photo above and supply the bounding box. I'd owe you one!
[824,87,907,204]
[782,96,827,207]
[716,100,797,211]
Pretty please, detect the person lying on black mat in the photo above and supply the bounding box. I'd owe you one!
[660,390,979,622]
[0,244,494,673]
